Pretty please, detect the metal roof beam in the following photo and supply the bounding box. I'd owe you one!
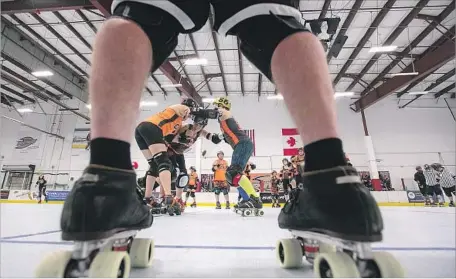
[353,39,455,112]
[358,3,455,97]
[209,14,228,96]
[237,38,245,96]
[318,0,332,19]
[333,0,396,86]
[434,83,455,99]
[327,0,363,62]
[90,0,202,104]
[345,0,431,92]
[0,0,93,14]
[1,17,88,101]
[189,33,213,96]
[1,84,36,103]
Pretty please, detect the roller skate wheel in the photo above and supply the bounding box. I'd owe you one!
[314,252,360,278]
[130,238,154,268]
[244,210,251,216]
[258,210,264,216]
[35,250,73,277]
[372,251,405,278]
[276,238,303,269]
[88,251,131,278]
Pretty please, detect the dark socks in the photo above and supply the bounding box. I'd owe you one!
[304,138,347,172]
[89,138,132,170]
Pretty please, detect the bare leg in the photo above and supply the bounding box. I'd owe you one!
[145,175,156,198]
[271,32,337,146]
[90,18,152,142]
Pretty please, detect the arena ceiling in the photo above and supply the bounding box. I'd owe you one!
[1,0,455,119]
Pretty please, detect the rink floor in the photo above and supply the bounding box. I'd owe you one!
[0,204,455,278]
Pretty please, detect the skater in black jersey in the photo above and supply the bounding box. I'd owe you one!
[36,175,48,204]
[54,1,385,277]
[270,171,282,208]
[279,158,294,199]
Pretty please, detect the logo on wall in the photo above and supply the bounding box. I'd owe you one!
[15,137,38,149]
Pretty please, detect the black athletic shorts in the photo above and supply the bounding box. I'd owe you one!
[111,0,303,36]
[135,122,165,150]
[443,185,455,197]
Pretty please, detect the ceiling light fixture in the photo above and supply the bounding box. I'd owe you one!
[334,91,355,98]
[185,58,208,66]
[161,84,183,88]
[17,108,33,113]
[388,72,419,77]
[32,70,54,77]
[368,45,398,53]
[267,95,284,100]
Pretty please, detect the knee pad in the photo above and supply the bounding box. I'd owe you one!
[152,151,173,175]
[112,2,179,72]
[176,174,189,189]
[222,187,229,195]
[233,15,309,80]
[147,159,158,177]
[225,165,244,186]
[214,187,221,195]
[191,192,195,198]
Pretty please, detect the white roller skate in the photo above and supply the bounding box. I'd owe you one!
[276,166,404,278]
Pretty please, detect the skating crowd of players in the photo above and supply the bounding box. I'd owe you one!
[414,163,456,207]
[135,97,263,216]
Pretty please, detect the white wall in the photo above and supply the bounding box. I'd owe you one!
[1,94,455,190]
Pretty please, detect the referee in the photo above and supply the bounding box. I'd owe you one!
[434,164,455,207]
[423,164,444,206]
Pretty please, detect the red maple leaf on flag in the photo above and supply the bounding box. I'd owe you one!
[287,137,296,147]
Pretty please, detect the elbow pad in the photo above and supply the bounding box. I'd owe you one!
[250,164,256,170]
[211,134,222,144]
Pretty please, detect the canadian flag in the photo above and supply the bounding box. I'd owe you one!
[282,128,303,156]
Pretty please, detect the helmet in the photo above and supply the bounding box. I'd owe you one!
[213,97,231,110]
[193,115,208,127]
[190,166,196,172]
[182,98,198,109]
[217,151,224,156]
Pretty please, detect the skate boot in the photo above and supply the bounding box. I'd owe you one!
[36,166,155,278]
[216,201,222,209]
[235,195,264,216]
[226,201,230,209]
[449,201,455,207]
[163,195,181,216]
[439,202,445,207]
[191,202,197,208]
[275,166,402,278]
[175,197,185,213]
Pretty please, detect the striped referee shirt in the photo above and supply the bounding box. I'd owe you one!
[437,168,456,188]
[423,169,439,186]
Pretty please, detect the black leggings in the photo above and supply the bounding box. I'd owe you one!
[38,185,47,198]
[283,178,292,194]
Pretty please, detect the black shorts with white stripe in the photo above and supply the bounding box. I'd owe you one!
[443,186,455,198]
[111,0,303,35]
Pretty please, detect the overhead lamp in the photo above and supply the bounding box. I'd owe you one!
[32,70,53,77]
[185,58,208,66]
[202,98,216,103]
[267,95,284,100]
[368,45,398,53]
[161,83,183,88]
[140,101,158,107]
[407,91,429,95]
[388,72,419,77]
[17,108,33,113]
[86,104,91,109]
[334,91,355,98]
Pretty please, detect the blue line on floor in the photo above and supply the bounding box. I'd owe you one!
[0,230,61,240]
[0,239,454,252]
